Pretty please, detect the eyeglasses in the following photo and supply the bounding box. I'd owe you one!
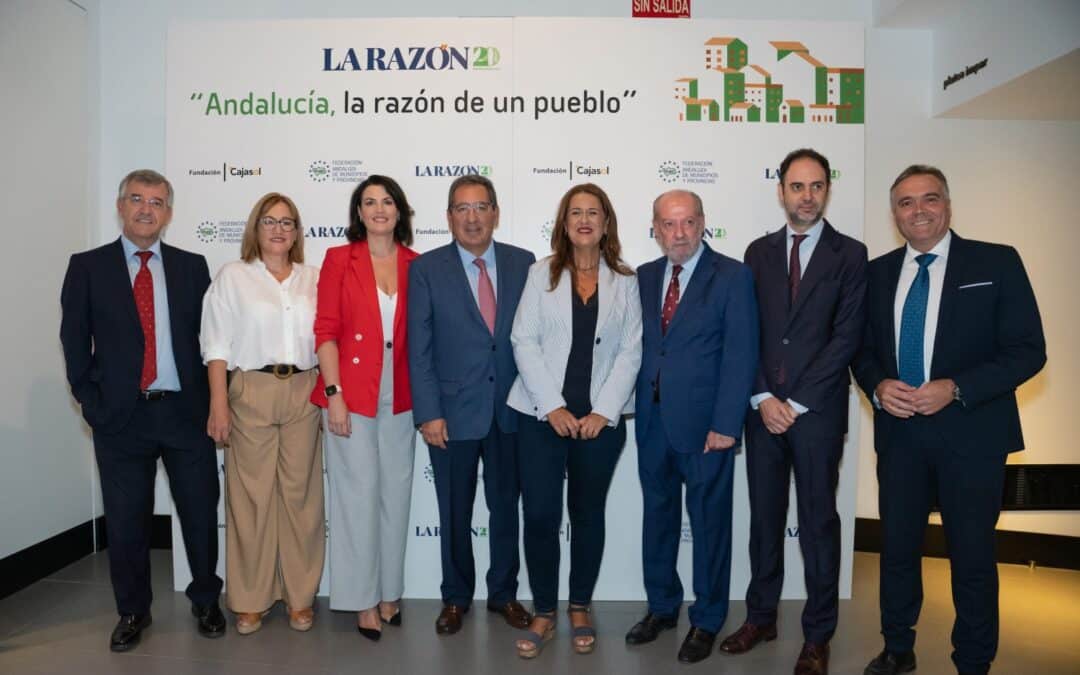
[259,216,298,231]
[125,194,168,210]
[451,201,493,216]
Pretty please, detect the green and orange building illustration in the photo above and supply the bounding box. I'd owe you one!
[674,38,864,124]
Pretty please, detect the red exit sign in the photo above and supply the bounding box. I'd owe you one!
[632,0,690,18]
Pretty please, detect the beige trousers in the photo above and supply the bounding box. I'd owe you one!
[225,369,325,613]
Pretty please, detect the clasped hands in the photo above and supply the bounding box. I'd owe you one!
[547,407,610,439]
[875,378,955,418]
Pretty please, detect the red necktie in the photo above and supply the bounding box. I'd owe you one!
[789,234,809,305]
[474,258,496,335]
[134,251,157,389]
[661,264,682,335]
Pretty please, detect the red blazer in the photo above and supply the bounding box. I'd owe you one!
[311,240,419,416]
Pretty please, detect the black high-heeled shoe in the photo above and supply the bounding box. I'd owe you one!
[357,623,382,641]
[381,609,402,626]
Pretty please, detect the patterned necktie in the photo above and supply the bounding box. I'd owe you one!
[897,253,937,387]
[661,264,682,335]
[789,233,809,305]
[474,258,496,335]
[133,251,157,390]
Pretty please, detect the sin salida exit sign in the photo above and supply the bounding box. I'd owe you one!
[633,0,690,19]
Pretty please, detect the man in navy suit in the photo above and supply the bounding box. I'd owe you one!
[853,165,1045,675]
[721,149,867,675]
[408,175,535,635]
[60,170,224,651]
[625,189,758,663]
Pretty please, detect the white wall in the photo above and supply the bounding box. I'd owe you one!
[57,0,1075,555]
[861,27,1080,536]
[0,0,96,559]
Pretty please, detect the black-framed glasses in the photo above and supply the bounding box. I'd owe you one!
[259,216,298,231]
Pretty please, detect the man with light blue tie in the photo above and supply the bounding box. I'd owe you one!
[852,165,1046,675]
[408,174,535,636]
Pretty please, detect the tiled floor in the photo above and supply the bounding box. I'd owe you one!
[0,551,1076,674]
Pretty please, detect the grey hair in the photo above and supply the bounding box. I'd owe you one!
[652,189,704,220]
[118,169,174,208]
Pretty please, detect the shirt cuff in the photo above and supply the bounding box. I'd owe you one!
[749,392,774,410]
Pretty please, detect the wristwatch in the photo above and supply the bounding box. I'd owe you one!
[952,383,965,407]
[325,384,343,397]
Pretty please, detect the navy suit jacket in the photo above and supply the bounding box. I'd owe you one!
[60,238,212,435]
[852,232,1046,456]
[408,241,535,441]
[744,221,867,432]
[635,244,759,453]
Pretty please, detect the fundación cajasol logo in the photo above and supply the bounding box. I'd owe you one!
[322,44,501,71]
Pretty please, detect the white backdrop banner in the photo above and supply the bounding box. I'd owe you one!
[165,17,865,602]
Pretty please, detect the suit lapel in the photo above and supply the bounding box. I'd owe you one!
[110,239,141,334]
[445,243,488,331]
[594,260,615,335]
[348,241,381,340]
[159,242,184,351]
[493,242,513,337]
[929,231,962,378]
[788,221,840,325]
[640,257,664,340]
[883,247,905,377]
[666,245,716,339]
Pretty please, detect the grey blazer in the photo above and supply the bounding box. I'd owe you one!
[507,256,642,424]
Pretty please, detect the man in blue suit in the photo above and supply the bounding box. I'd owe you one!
[60,170,224,651]
[853,165,1045,675]
[625,189,759,663]
[722,149,867,675]
[408,174,535,635]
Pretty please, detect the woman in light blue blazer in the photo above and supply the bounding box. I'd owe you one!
[507,183,642,658]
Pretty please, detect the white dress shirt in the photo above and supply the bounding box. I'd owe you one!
[200,260,320,371]
[893,231,952,382]
[749,220,824,413]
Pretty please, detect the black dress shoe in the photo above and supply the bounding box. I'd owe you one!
[192,601,226,638]
[625,612,678,645]
[677,626,717,663]
[110,614,152,652]
[863,649,916,675]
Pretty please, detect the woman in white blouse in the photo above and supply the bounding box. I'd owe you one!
[201,193,324,635]
[507,183,642,657]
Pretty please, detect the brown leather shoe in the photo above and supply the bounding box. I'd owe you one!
[794,642,829,675]
[718,621,778,654]
[436,605,466,635]
[487,600,531,629]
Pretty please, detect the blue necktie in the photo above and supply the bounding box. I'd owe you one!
[897,253,937,387]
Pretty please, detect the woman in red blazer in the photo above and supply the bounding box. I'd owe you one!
[311,175,419,640]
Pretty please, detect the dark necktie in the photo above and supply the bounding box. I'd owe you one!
[134,251,157,390]
[789,233,809,305]
[897,253,938,387]
[661,264,682,335]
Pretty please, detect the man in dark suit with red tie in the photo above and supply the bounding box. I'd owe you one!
[721,149,867,675]
[853,165,1045,675]
[60,170,224,651]
[625,189,759,664]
